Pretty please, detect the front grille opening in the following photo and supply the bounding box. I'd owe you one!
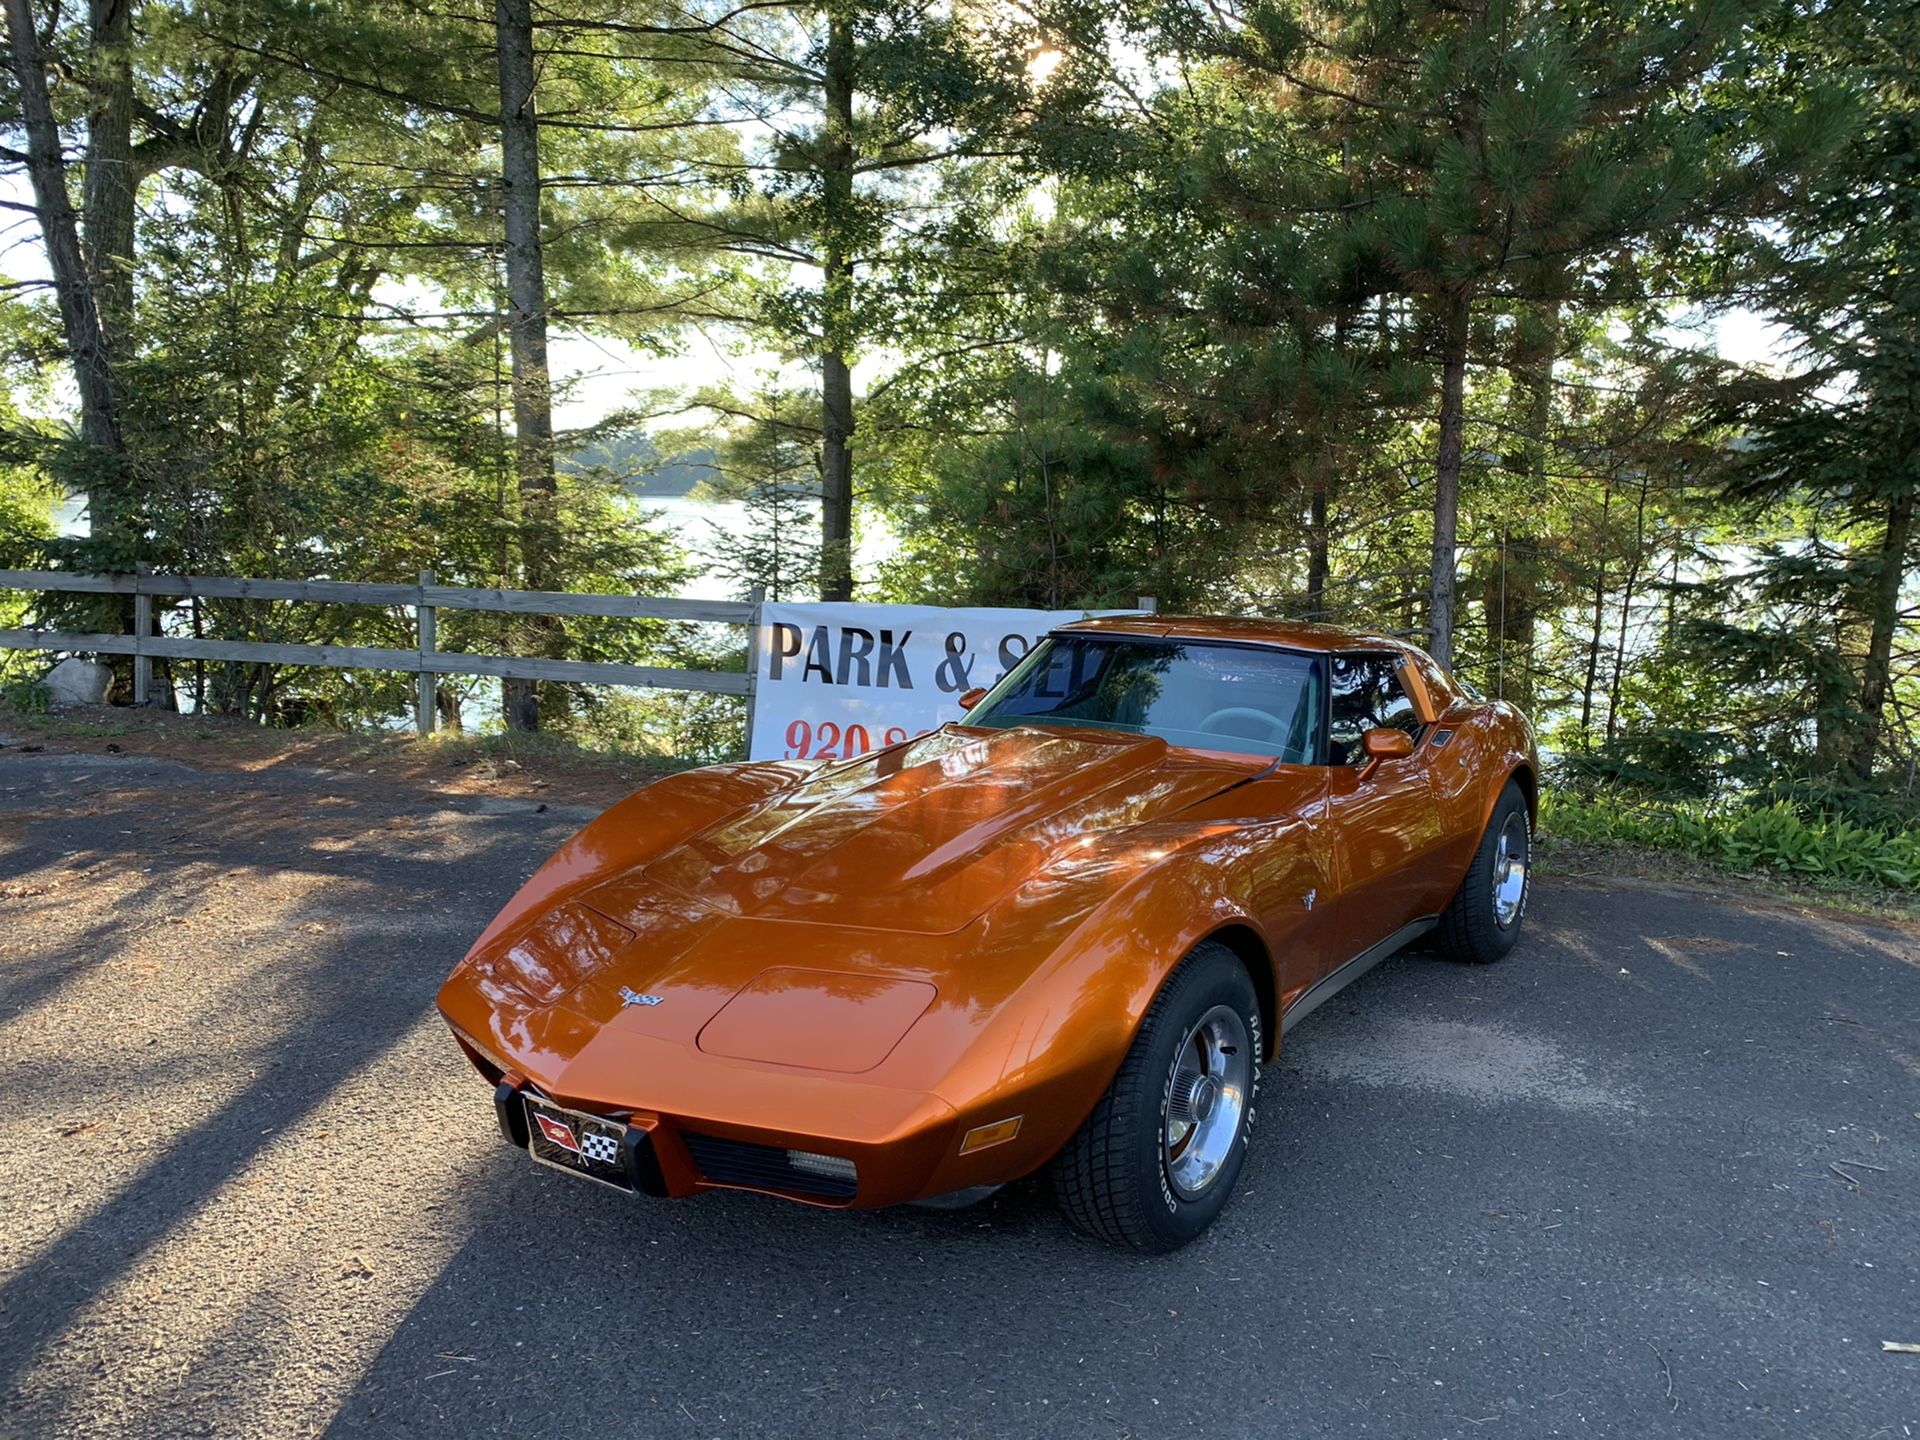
[681,1132,858,1200]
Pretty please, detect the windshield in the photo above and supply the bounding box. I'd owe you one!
[966,636,1325,762]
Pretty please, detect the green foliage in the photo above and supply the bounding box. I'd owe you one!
[0,408,61,678]
[1698,0,1920,783]
[549,618,750,762]
[0,677,51,714]
[565,688,748,765]
[0,0,1912,790]
[1543,789,1920,894]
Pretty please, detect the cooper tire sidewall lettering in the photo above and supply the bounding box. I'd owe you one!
[1147,958,1262,1232]
[1245,1007,1264,1135]
[1157,1055,1181,1214]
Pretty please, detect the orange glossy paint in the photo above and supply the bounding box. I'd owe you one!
[436,616,1537,1210]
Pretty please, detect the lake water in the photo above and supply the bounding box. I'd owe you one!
[638,496,751,600]
[53,494,86,537]
[637,495,894,601]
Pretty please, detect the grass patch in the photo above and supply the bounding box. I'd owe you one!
[1,712,132,739]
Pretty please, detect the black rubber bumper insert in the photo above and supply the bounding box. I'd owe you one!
[494,1079,529,1148]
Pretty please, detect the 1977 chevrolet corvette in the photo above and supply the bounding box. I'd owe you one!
[437,615,1538,1250]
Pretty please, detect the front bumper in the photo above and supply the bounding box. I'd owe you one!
[495,1080,683,1197]
[487,1073,961,1208]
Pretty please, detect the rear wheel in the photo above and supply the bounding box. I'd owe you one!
[1051,942,1262,1252]
[1436,779,1531,963]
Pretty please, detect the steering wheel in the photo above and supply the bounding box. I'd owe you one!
[1196,706,1291,743]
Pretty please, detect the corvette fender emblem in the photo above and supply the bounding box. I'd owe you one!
[619,986,663,1009]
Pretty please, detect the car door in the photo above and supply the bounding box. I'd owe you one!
[1321,652,1446,969]
[1235,767,1343,1014]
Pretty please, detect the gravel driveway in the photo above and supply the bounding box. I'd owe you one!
[1,749,1915,1439]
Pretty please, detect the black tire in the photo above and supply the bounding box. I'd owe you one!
[1051,942,1263,1252]
[1436,779,1532,964]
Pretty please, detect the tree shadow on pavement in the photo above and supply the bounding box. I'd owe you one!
[0,753,577,1432]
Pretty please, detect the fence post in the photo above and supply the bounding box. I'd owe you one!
[743,584,766,759]
[415,568,436,738]
[1137,594,1158,615]
[133,562,152,706]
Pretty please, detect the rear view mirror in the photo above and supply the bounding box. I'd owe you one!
[958,686,988,711]
[1358,726,1414,778]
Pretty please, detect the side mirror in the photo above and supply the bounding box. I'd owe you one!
[958,686,989,712]
[1358,726,1414,779]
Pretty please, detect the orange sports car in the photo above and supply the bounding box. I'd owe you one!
[437,616,1538,1250]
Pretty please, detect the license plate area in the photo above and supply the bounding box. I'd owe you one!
[522,1092,633,1193]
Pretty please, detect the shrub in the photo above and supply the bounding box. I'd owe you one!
[0,678,50,715]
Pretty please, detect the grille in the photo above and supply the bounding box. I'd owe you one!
[681,1132,858,1200]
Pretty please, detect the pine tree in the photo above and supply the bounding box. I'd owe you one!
[1716,0,1919,782]
[1296,0,1811,665]
[673,384,824,602]
[602,0,1029,600]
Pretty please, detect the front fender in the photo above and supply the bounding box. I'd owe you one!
[912,818,1323,1190]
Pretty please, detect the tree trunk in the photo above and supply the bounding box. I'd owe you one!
[1606,471,1651,743]
[817,5,855,602]
[1426,288,1472,666]
[83,0,136,355]
[1306,311,1352,620]
[1852,485,1915,780]
[1578,477,1614,742]
[2,0,124,456]
[1306,464,1330,618]
[1493,301,1559,712]
[497,0,556,732]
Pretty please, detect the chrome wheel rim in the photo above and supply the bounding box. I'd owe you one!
[1492,811,1530,929]
[1163,1005,1252,1201]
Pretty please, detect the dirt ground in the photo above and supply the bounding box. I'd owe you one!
[0,702,672,810]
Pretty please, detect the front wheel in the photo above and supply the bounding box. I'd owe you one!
[1436,779,1532,963]
[1051,942,1262,1252]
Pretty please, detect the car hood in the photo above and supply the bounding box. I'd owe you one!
[631,724,1255,935]
[444,725,1318,1101]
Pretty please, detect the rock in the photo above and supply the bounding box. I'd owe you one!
[45,658,111,707]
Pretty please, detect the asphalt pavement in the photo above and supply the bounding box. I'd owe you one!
[0,749,1915,1439]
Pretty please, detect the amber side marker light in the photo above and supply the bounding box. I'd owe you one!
[959,1116,1023,1155]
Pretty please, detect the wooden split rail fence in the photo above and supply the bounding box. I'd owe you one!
[0,568,763,737]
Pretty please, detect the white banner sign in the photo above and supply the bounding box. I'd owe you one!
[748,602,1135,762]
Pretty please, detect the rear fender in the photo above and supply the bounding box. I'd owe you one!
[1424,704,1538,892]
[1474,702,1538,831]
